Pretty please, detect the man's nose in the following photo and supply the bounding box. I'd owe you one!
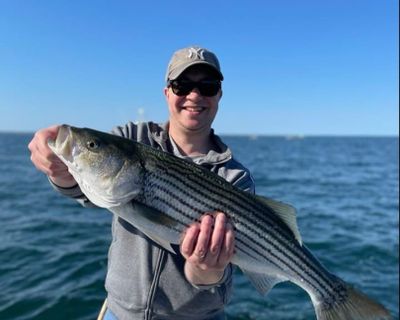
[186,87,202,98]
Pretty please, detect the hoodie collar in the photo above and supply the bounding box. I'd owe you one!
[150,122,232,165]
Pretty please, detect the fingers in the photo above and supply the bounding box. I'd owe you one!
[28,126,64,175]
[180,224,200,258]
[217,222,235,266]
[194,214,214,260]
[181,212,235,270]
[28,125,76,186]
[28,125,59,156]
[210,213,226,256]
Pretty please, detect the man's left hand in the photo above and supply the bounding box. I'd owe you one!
[180,212,235,285]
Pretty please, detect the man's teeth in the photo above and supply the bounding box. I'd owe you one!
[184,107,204,112]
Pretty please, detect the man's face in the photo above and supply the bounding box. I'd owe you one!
[164,66,222,134]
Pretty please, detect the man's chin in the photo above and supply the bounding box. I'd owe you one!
[183,122,210,133]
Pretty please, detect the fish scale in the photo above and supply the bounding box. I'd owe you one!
[48,125,392,320]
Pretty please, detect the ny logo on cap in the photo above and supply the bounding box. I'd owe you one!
[187,47,205,60]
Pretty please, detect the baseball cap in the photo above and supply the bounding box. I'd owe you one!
[165,46,224,82]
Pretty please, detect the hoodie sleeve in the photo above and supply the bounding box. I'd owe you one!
[230,168,255,194]
[48,178,95,207]
[216,159,256,195]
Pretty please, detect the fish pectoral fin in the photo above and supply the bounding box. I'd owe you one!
[244,270,286,296]
[109,202,179,255]
[256,195,302,245]
[129,201,180,253]
[142,232,178,254]
[130,201,179,228]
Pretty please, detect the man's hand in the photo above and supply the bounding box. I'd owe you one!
[28,125,77,188]
[180,212,235,286]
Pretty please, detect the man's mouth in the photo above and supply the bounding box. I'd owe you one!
[182,106,206,113]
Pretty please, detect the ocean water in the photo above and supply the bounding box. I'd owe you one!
[0,133,398,320]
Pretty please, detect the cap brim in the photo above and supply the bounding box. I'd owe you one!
[166,61,224,81]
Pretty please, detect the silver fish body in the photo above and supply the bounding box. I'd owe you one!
[48,125,392,320]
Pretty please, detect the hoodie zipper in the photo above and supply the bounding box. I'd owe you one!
[144,249,166,320]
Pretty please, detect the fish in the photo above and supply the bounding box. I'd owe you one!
[48,124,392,320]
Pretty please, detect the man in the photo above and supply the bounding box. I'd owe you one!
[28,46,255,320]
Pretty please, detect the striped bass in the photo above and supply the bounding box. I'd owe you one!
[48,125,392,320]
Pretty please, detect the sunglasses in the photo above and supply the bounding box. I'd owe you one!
[168,79,221,97]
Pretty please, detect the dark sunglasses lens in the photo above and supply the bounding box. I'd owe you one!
[171,81,192,96]
[170,80,220,97]
[198,82,220,96]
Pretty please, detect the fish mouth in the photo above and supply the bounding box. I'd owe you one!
[48,124,73,160]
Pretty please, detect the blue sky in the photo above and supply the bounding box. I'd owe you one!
[1,0,398,135]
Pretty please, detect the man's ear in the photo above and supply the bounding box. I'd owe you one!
[164,87,169,99]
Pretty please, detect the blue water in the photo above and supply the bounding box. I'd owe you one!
[0,133,398,320]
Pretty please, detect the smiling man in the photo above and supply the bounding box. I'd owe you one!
[28,46,255,320]
[165,48,223,156]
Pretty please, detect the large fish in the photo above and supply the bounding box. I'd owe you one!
[48,125,392,320]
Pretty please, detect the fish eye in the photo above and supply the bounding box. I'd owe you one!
[87,140,100,150]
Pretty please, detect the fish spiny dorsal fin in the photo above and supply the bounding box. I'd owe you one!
[255,195,302,245]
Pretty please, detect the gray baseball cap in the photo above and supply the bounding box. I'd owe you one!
[165,46,224,82]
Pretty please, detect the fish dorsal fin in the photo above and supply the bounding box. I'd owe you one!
[256,195,302,245]
[243,270,286,296]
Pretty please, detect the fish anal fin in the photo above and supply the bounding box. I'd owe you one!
[243,270,286,296]
[256,195,302,245]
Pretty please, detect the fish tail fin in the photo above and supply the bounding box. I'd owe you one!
[315,284,392,320]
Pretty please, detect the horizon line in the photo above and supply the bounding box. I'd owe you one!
[0,130,397,138]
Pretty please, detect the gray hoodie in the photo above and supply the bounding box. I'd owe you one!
[52,122,255,320]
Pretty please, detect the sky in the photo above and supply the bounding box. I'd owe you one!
[1,0,398,136]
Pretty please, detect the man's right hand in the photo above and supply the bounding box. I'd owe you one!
[28,125,77,188]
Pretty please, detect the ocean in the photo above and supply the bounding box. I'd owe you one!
[0,133,398,320]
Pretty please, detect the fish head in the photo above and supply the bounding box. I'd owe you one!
[48,125,144,208]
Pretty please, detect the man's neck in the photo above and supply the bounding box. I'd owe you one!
[169,125,215,157]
